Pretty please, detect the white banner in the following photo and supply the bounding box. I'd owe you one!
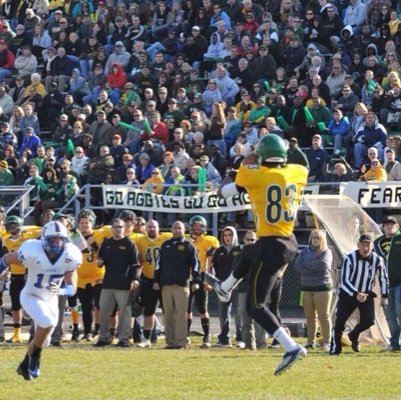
[102,185,320,213]
[340,181,401,208]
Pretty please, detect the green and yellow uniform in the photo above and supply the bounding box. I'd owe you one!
[136,232,172,279]
[189,234,220,273]
[236,163,308,238]
[5,227,42,275]
[78,229,110,289]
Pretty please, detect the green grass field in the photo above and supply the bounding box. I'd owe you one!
[1,339,401,400]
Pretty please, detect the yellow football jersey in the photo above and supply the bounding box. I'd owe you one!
[78,229,109,288]
[191,234,220,272]
[128,232,144,243]
[98,225,112,239]
[5,227,42,274]
[136,232,172,279]
[236,163,308,237]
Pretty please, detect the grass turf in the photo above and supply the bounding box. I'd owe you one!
[1,339,400,399]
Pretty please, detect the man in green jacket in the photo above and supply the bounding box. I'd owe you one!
[374,215,401,351]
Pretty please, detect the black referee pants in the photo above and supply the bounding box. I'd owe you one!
[330,290,375,354]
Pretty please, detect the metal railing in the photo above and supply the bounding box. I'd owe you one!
[0,185,36,218]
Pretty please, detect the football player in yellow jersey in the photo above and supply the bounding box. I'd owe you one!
[187,215,219,348]
[209,134,309,375]
[136,219,172,348]
[4,215,42,343]
[76,209,108,341]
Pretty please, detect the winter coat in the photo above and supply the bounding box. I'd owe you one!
[204,32,224,60]
[211,226,241,282]
[104,47,130,75]
[294,247,333,291]
[202,88,223,115]
[106,63,127,90]
[355,119,387,148]
[215,72,239,103]
[306,146,328,181]
[328,116,350,137]
[343,1,367,29]
[70,69,91,95]
[359,164,387,181]
[14,53,38,78]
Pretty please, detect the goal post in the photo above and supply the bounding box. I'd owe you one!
[301,194,390,345]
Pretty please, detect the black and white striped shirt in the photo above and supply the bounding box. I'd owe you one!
[340,251,388,298]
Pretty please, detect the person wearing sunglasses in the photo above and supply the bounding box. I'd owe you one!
[95,217,140,348]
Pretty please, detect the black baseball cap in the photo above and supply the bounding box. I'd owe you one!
[359,234,373,243]
[383,216,398,225]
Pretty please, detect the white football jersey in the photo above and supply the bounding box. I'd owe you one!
[18,239,82,300]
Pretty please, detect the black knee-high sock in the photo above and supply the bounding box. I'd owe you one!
[201,318,209,338]
[31,345,42,359]
[187,318,192,335]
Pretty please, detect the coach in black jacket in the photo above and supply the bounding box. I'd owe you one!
[96,217,140,347]
[330,234,388,355]
[153,221,200,349]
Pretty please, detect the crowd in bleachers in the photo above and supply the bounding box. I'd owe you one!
[1,0,401,226]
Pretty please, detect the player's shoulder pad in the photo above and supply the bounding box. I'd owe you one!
[19,238,42,252]
[205,234,220,246]
[17,239,42,261]
[160,232,173,240]
[64,242,83,264]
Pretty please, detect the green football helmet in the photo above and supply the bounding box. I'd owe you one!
[255,134,287,163]
[131,296,143,318]
[189,215,207,229]
[5,215,23,232]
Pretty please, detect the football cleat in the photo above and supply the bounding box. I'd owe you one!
[7,333,22,344]
[136,339,151,349]
[205,272,231,302]
[28,357,40,379]
[274,345,307,376]
[201,336,211,349]
[17,358,32,381]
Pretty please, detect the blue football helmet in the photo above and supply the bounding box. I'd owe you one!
[41,221,69,256]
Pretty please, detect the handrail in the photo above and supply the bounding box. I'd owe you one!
[0,185,36,218]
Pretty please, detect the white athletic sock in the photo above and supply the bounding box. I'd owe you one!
[221,273,237,292]
[273,327,298,352]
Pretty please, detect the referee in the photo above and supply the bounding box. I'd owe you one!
[330,234,389,355]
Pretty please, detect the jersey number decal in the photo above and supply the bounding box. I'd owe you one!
[84,247,95,263]
[145,247,161,266]
[34,274,65,288]
[265,184,297,223]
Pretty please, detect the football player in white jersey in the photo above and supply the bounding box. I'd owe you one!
[0,221,82,381]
